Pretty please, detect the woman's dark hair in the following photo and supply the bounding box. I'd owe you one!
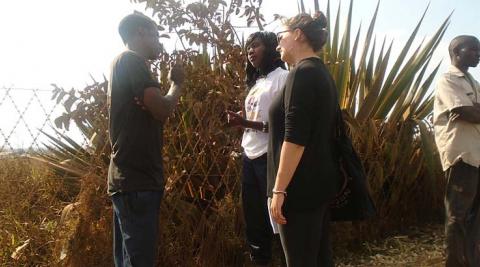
[245,31,286,89]
[283,11,328,52]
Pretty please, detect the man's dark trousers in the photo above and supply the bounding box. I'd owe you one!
[112,190,163,267]
[445,160,480,267]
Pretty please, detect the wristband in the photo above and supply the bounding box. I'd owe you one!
[272,190,287,196]
[262,121,268,133]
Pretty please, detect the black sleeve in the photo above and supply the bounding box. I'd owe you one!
[284,65,316,146]
[119,53,160,98]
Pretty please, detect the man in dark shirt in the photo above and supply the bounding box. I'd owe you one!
[108,12,185,267]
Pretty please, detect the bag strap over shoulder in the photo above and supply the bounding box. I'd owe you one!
[335,105,347,139]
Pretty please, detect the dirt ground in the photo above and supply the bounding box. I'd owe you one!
[335,224,444,267]
[243,224,445,267]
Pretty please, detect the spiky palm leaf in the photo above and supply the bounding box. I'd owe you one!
[299,0,448,227]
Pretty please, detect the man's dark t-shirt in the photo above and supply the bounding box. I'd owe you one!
[107,50,164,195]
[267,57,340,212]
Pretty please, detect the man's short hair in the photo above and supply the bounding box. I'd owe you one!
[449,35,478,59]
[118,12,156,44]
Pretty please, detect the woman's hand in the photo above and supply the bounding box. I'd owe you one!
[225,110,245,128]
[270,193,287,225]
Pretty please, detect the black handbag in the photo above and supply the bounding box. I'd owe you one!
[330,107,376,221]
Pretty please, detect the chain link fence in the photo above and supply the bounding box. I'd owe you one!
[0,87,88,154]
[0,82,251,265]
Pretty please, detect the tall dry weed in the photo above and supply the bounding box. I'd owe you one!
[0,158,74,266]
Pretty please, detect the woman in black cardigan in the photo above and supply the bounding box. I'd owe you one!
[268,12,340,267]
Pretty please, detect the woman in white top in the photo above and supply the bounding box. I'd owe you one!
[226,31,288,266]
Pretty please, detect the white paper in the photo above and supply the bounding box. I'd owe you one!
[267,197,280,234]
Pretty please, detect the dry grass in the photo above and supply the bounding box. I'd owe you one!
[0,157,76,266]
[335,224,445,267]
[0,156,447,266]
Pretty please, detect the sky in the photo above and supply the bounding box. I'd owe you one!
[0,0,479,89]
[0,0,479,149]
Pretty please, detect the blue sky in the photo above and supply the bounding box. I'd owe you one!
[287,0,480,77]
[0,0,478,88]
[0,0,478,149]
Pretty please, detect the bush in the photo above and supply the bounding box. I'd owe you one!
[0,158,75,266]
